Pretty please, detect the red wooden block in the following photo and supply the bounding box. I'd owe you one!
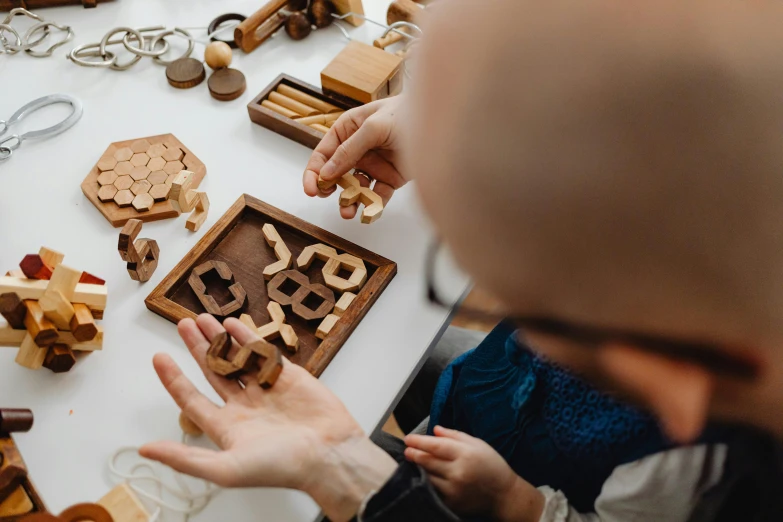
[79,272,106,286]
[19,255,53,280]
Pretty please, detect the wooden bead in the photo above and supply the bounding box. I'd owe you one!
[308,0,335,28]
[179,412,203,436]
[0,408,33,433]
[204,41,233,70]
[285,12,312,41]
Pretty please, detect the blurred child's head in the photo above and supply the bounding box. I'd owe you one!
[407,0,783,441]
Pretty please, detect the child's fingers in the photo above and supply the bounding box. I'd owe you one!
[404,434,460,460]
[433,425,474,442]
[404,447,451,477]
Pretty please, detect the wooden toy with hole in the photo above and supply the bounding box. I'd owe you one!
[145,194,396,377]
[0,247,107,373]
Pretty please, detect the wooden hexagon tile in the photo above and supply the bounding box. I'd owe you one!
[81,134,207,227]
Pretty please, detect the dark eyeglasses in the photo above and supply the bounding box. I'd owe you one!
[425,240,759,380]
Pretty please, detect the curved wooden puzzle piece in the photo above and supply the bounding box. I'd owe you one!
[205,331,254,378]
[188,261,248,317]
[118,219,160,282]
[239,302,299,353]
[316,172,384,224]
[245,339,283,389]
[267,270,335,321]
[316,291,357,340]
[261,224,292,280]
[297,244,367,293]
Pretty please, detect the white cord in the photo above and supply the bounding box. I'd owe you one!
[108,435,221,521]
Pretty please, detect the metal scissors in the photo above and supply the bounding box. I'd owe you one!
[0,94,83,162]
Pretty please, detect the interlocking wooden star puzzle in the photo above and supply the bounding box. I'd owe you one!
[145,195,397,377]
[81,134,206,227]
[0,248,107,373]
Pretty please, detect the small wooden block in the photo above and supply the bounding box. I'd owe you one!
[130,139,151,153]
[185,192,210,232]
[267,91,319,117]
[246,339,283,389]
[149,184,171,202]
[321,41,403,104]
[114,189,135,207]
[97,483,149,522]
[38,290,75,331]
[97,171,118,186]
[114,147,133,162]
[15,333,49,369]
[208,68,247,102]
[0,292,26,329]
[130,180,151,196]
[162,147,184,162]
[0,486,33,517]
[166,58,206,89]
[43,344,76,373]
[178,412,203,437]
[163,160,184,175]
[115,161,133,176]
[334,291,356,316]
[72,327,103,351]
[130,166,151,182]
[98,185,119,202]
[70,303,98,342]
[261,223,292,280]
[19,255,52,280]
[146,143,167,159]
[130,153,149,167]
[79,272,106,286]
[45,264,82,301]
[0,277,107,311]
[147,170,168,186]
[118,219,143,262]
[23,300,58,347]
[132,193,155,212]
[0,324,26,347]
[331,0,365,26]
[39,248,64,269]
[114,175,133,191]
[147,157,166,172]
[97,155,118,172]
[168,171,193,204]
[316,313,339,340]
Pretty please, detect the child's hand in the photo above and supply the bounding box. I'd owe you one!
[404,426,544,522]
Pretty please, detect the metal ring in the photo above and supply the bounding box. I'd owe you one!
[2,7,44,25]
[121,31,169,58]
[68,43,116,68]
[25,21,73,57]
[4,94,83,142]
[0,120,7,136]
[99,27,144,70]
[208,13,245,49]
[0,147,13,162]
[0,135,21,152]
[149,27,193,66]
[0,23,21,55]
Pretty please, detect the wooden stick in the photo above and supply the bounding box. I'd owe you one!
[268,92,320,117]
[294,114,327,126]
[262,100,300,119]
[234,0,288,53]
[309,123,331,134]
[277,84,342,114]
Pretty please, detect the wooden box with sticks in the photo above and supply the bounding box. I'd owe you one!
[247,74,360,149]
[145,194,396,377]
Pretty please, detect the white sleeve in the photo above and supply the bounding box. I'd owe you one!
[536,444,728,522]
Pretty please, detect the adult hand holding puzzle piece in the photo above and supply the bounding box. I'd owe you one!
[140,314,397,522]
[303,96,408,221]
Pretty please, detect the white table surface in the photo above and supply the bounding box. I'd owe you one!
[0,1,466,520]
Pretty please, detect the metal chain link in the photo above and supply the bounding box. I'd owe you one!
[0,8,74,57]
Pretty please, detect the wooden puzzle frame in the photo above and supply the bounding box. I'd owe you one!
[145,194,397,377]
[81,134,206,228]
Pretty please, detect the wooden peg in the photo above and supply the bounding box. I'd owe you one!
[261,224,292,280]
[23,301,58,348]
[316,313,339,340]
[185,192,210,232]
[261,100,300,119]
[234,0,289,53]
[268,92,320,117]
[293,114,326,126]
[15,333,49,369]
[38,247,64,269]
[70,304,98,342]
[0,293,26,329]
[334,291,357,315]
[43,344,76,374]
[19,255,53,281]
[309,123,331,134]
[43,264,82,302]
[0,409,34,433]
[277,84,342,114]
[38,290,75,331]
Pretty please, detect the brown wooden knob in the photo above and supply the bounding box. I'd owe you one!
[388,0,421,24]
[308,0,335,28]
[285,12,312,40]
[0,409,33,434]
[204,41,233,70]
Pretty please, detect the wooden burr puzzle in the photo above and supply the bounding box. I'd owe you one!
[81,134,206,227]
[0,409,46,521]
[146,195,397,377]
[0,248,107,373]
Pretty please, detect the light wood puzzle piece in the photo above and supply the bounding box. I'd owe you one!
[267,270,335,322]
[118,219,160,282]
[297,244,368,292]
[316,291,356,340]
[317,172,384,224]
[185,192,210,232]
[97,483,149,522]
[238,301,299,353]
[169,170,198,213]
[261,224,292,280]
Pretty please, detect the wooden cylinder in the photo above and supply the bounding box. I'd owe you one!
[324,111,344,123]
[268,92,320,116]
[262,100,300,119]
[0,409,34,433]
[234,0,289,53]
[374,30,406,50]
[276,84,342,114]
[310,123,331,134]
[295,114,327,126]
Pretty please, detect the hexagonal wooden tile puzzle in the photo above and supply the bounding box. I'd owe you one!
[81,134,206,227]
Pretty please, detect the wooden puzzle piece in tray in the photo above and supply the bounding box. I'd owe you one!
[81,134,206,228]
[145,194,396,377]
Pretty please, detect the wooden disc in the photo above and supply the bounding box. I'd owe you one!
[166,58,206,89]
[207,68,247,101]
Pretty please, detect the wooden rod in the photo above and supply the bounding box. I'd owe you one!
[234,0,289,53]
[262,100,300,119]
[294,114,327,126]
[310,123,331,134]
[268,92,320,116]
[276,84,342,114]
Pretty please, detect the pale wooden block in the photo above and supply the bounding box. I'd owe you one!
[262,224,292,280]
[5,269,26,278]
[39,247,65,268]
[0,485,33,517]
[334,292,357,316]
[331,0,365,26]
[98,483,150,522]
[0,323,26,347]
[185,192,210,232]
[38,289,75,330]
[296,243,338,270]
[238,314,258,332]
[16,333,48,369]
[72,327,104,351]
[0,277,107,310]
[316,314,340,340]
[46,264,83,301]
[168,170,194,211]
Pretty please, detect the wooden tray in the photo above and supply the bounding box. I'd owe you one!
[247,74,360,150]
[145,194,396,377]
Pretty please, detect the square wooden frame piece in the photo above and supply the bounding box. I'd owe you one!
[81,133,206,228]
[145,194,397,377]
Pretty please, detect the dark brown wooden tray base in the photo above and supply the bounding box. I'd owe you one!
[145,194,396,377]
